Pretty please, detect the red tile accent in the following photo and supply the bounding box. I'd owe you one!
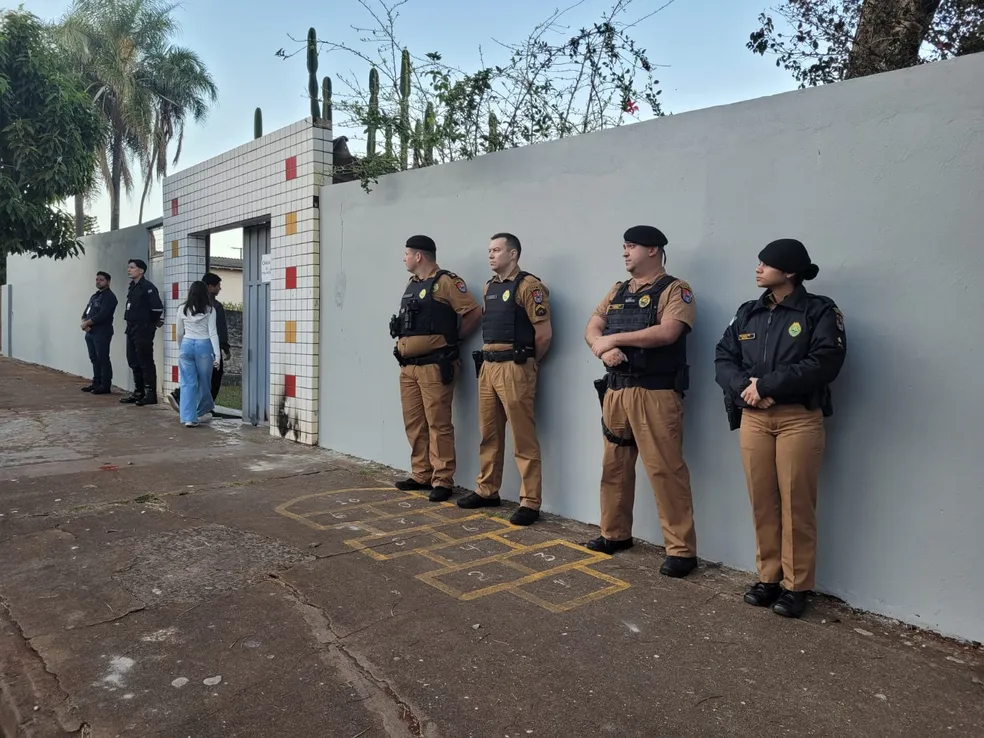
[284,375,296,398]
[171,282,179,300]
[285,266,297,290]
[170,198,178,216]
[285,156,297,181]
[171,365,179,383]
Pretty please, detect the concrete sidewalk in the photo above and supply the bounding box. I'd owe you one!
[1,357,981,738]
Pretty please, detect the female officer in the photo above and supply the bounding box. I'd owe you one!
[714,239,847,618]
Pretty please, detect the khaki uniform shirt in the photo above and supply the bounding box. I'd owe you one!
[397,268,479,358]
[482,267,551,351]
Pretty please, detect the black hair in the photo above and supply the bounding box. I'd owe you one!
[202,272,222,287]
[182,281,211,316]
[491,232,521,257]
[96,271,111,281]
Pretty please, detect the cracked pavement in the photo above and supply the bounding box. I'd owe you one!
[1,357,983,738]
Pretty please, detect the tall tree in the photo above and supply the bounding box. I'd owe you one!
[57,0,216,231]
[0,9,104,274]
[748,0,984,87]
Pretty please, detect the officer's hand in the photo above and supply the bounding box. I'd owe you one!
[601,348,627,367]
[756,397,776,409]
[223,350,231,361]
[591,335,618,358]
[156,319,164,328]
[741,377,762,405]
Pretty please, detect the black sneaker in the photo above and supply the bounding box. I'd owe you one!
[81,384,95,392]
[456,492,501,509]
[166,392,179,413]
[660,556,699,578]
[584,536,634,555]
[428,486,453,502]
[394,478,432,491]
[91,387,111,395]
[743,582,782,607]
[509,507,539,526]
[135,392,158,406]
[119,393,143,404]
[772,589,809,618]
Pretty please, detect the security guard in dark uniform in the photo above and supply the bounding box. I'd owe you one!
[80,271,118,394]
[120,258,164,406]
[390,235,481,501]
[714,238,847,618]
[583,225,699,577]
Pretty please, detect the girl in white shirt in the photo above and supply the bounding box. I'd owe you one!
[176,281,221,427]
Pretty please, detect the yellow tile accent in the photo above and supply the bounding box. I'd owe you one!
[285,320,297,343]
[171,240,179,258]
[171,324,177,342]
[285,211,298,236]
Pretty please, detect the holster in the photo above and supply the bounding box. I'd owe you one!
[388,314,400,339]
[724,394,743,432]
[594,375,636,447]
[439,357,454,386]
[674,364,690,396]
[472,350,484,378]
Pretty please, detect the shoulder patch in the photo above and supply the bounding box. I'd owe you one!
[534,305,547,317]
[680,286,693,304]
[531,288,544,304]
[833,306,845,332]
[455,279,467,293]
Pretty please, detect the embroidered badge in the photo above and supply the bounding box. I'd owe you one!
[638,295,651,308]
[502,289,511,302]
[418,288,427,299]
[456,280,467,293]
[532,289,543,304]
[535,305,547,317]
[681,288,693,304]
[833,307,845,332]
[738,333,756,341]
[788,322,802,337]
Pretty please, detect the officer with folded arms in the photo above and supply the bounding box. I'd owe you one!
[714,238,847,618]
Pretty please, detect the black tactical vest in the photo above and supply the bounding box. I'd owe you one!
[394,270,459,344]
[482,272,536,348]
[603,274,687,377]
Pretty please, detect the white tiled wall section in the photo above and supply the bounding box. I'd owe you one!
[161,117,331,445]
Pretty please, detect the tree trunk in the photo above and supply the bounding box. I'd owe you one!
[74,194,85,236]
[109,133,123,231]
[845,0,943,78]
[138,171,152,224]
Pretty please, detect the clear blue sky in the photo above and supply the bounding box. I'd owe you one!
[30,0,797,246]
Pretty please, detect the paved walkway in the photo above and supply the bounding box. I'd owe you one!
[1,357,982,737]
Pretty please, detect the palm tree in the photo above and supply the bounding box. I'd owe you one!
[57,0,216,232]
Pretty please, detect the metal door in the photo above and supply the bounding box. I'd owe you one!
[242,224,271,425]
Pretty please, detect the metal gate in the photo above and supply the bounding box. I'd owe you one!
[242,224,271,426]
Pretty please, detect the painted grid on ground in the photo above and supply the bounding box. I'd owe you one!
[275,487,631,613]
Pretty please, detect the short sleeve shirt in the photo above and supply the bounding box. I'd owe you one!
[593,269,696,330]
[483,267,551,350]
[397,270,480,358]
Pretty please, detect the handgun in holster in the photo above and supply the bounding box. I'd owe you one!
[593,376,609,408]
[472,351,484,378]
[724,394,742,432]
[438,357,454,385]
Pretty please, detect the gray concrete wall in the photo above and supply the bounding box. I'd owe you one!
[4,220,162,391]
[318,53,984,642]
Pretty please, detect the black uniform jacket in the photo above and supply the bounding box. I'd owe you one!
[714,285,846,409]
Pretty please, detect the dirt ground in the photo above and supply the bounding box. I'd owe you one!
[1,357,982,738]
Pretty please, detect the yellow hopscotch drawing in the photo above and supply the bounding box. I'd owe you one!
[275,486,631,613]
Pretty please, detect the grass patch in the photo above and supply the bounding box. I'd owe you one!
[215,384,242,410]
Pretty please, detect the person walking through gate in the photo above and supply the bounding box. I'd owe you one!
[167,272,231,414]
[390,235,481,502]
[80,271,118,395]
[714,238,847,618]
[458,233,552,526]
[582,225,699,577]
[119,259,164,406]
[176,281,221,428]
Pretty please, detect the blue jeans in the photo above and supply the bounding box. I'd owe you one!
[178,338,215,423]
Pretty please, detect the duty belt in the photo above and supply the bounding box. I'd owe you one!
[394,345,459,367]
[480,347,533,363]
[606,372,677,391]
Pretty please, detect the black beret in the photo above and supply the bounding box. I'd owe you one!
[405,235,436,252]
[128,258,148,271]
[758,238,819,280]
[623,225,668,248]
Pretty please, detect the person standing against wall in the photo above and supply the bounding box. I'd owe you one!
[582,225,699,578]
[714,239,847,618]
[459,233,552,526]
[390,235,482,502]
[167,272,230,414]
[176,281,221,427]
[80,271,118,395]
[119,258,164,406]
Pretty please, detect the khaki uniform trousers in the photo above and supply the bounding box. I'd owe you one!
[399,361,459,489]
[599,387,697,557]
[476,360,542,510]
[740,404,825,591]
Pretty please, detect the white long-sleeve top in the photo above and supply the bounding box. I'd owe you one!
[176,306,221,359]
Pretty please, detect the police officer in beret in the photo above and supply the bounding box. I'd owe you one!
[390,235,481,501]
[582,225,699,577]
[714,238,847,618]
[120,258,164,406]
[458,232,552,526]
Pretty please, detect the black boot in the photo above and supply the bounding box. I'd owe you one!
[456,492,501,509]
[743,582,782,607]
[428,486,453,502]
[136,391,158,406]
[120,391,143,404]
[772,589,809,618]
[394,478,432,491]
[584,536,634,555]
[659,556,699,578]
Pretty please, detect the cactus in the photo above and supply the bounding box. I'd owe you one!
[412,119,423,168]
[306,27,319,121]
[367,67,379,159]
[487,111,499,152]
[254,107,263,139]
[384,122,393,159]
[321,76,332,126]
[423,102,435,166]
[399,48,411,170]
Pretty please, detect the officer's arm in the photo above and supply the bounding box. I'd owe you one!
[440,275,482,338]
[215,303,230,351]
[148,284,164,321]
[714,316,751,395]
[585,287,614,348]
[756,304,847,399]
[522,282,552,361]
